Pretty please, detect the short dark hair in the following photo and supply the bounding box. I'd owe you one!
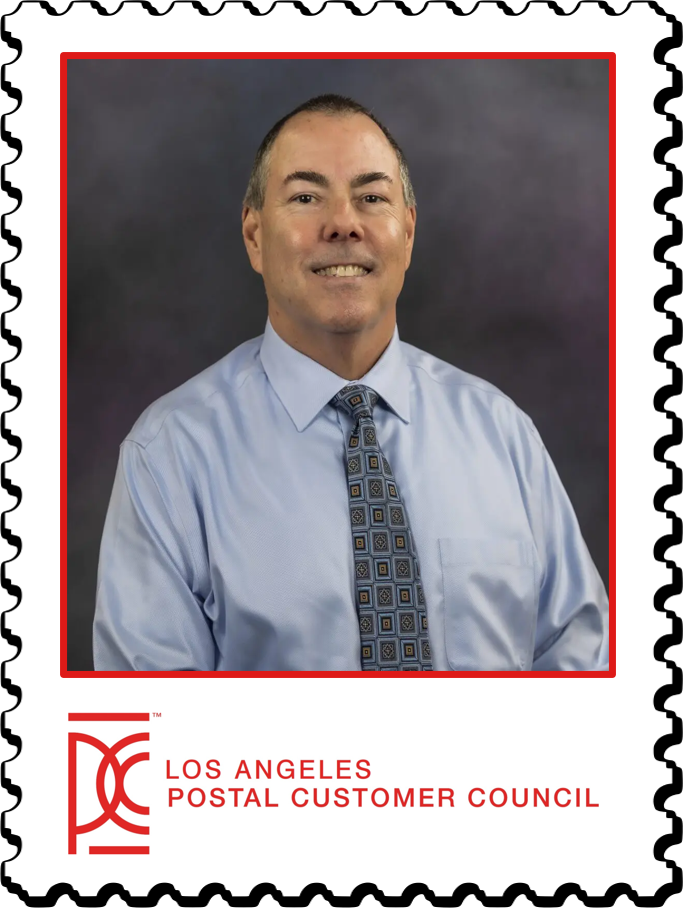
[243,94,416,210]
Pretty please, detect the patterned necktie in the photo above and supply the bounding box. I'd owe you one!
[332,385,433,671]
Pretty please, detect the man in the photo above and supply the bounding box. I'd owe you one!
[93,94,608,672]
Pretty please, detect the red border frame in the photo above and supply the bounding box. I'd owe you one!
[60,52,671,703]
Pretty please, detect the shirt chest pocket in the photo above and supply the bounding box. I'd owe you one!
[438,537,537,671]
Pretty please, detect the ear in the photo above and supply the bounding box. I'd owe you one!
[404,206,416,271]
[242,206,264,275]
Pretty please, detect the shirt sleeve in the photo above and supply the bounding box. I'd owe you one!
[93,440,216,671]
[530,439,609,671]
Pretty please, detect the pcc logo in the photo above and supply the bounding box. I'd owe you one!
[68,712,150,855]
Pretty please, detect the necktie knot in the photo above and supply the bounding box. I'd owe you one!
[332,384,379,421]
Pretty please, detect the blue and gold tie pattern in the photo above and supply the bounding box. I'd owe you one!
[332,385,433,671]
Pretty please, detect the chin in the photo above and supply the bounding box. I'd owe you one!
[315,300,383,335]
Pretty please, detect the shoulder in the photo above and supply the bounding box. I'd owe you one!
[400,339,542,444]
[124,334,264,450]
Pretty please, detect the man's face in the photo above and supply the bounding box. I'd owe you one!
[242,112,416,339]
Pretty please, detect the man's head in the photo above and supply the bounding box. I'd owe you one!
[242,95,417,357]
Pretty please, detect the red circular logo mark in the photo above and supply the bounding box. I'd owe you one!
[68,732,149,853]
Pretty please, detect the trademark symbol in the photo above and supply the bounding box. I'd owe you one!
[153,712,162,718]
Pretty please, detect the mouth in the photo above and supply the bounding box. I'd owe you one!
[312,264,372,278]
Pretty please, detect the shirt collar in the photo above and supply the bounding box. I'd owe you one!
[259,318,411,432]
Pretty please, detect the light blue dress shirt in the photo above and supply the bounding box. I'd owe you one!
[93,319,608,672]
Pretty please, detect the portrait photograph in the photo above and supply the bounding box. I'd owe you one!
[66,55,610,674]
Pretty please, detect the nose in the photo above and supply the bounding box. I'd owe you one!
[322,196,364,242]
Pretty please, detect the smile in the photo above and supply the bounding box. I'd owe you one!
[313,264,371,277]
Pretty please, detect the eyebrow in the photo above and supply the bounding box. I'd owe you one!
[352,172,394,189]
[282,170,394,190]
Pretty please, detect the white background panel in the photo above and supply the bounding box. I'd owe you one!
[63,698,667,896]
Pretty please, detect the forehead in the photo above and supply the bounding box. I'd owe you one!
[268,112,400,179]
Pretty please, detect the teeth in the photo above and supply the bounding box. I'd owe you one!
[315,265,369,277]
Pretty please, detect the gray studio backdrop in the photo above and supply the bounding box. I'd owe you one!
[67,58,609,671]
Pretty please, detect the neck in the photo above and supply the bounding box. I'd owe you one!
[269,315,395,380]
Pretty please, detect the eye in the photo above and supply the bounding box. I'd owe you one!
[362,194,385,204]
[293,194,315,204]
